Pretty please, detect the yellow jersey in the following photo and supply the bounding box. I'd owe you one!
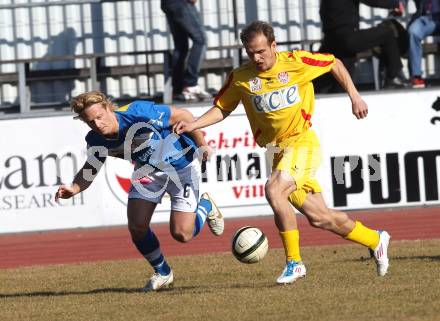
[214,50,335,147]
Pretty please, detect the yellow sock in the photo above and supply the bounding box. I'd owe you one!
[345,221,380,249]
[279,230,302,262]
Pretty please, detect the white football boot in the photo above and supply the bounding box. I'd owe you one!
[373,230,391,276]
[201,192,224,236]
[276,260,307,284]
[142,270,174,292]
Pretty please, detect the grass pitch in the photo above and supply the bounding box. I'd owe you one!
[1,239,439,321]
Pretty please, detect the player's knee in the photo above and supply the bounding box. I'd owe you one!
[265,183,294,209]
[265,182,276,202]
[310,217,332,230]
[266,174,296,201]
[265,180,284,203]
[170,228,193,243]
[128,225,147,241]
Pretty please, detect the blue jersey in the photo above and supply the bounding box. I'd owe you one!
[85,100,197,170]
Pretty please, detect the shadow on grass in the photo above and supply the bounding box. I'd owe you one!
[0,287,141,299]
[345,254,440,262]
[162,282,279,296]
[0,282,278,299]
[392,255,440,261]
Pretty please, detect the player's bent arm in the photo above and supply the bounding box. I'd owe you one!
[168,105,194,125]
[330,58,369,119]
[174,106,229,134]
[330,58,360,100]
[189,129,207,149]
[194,106,229,129]
[55,160,104,201]
[168,106,207,147]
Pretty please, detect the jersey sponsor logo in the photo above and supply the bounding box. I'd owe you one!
[250,84,300,113]
[277,71,289,85]
[249,77,262,92]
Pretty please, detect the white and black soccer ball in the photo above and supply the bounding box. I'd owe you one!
[231,226,269,264]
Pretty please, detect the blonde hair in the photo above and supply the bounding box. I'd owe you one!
[70,91,115,115]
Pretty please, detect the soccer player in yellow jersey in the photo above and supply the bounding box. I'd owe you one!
[174,21,391,283]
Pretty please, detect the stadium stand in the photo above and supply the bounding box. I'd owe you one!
[0,0,438,117]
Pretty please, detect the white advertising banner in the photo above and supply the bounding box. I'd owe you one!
[315,90,440,210]
[0,116,102,232]
[0,89,439,233]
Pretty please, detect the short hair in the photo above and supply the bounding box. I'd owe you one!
[70,91,114,115]
[240,20,275,46]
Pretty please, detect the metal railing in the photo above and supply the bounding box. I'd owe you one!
[0,39,374,115]
[0,50,174,113]
[2,39,438,117]
[0,44,245,114]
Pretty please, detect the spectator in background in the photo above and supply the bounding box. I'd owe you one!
[407,0,440,88]
[161,0,212,102]
[318,0,408,91]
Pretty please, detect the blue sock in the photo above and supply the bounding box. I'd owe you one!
[132,228,171,276]
[193,198,212,237]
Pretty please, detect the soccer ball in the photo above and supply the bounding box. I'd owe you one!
[231,226,269,264]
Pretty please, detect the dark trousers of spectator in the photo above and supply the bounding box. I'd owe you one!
[316,23,402,92]
[161,1,207,95]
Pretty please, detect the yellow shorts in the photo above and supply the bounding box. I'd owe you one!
[272,130,322,208]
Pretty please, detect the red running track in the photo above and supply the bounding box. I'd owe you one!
[0,206,439,269]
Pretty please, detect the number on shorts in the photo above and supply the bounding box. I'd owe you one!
[183,183,191,198]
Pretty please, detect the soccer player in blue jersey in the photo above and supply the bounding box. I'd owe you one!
[54,91,224,292]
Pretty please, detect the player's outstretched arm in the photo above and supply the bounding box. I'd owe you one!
[54,160,103,202]
[169,106,212,160]
[173,106,229,134]
[169,106,206,147]
[330,58,368,120]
